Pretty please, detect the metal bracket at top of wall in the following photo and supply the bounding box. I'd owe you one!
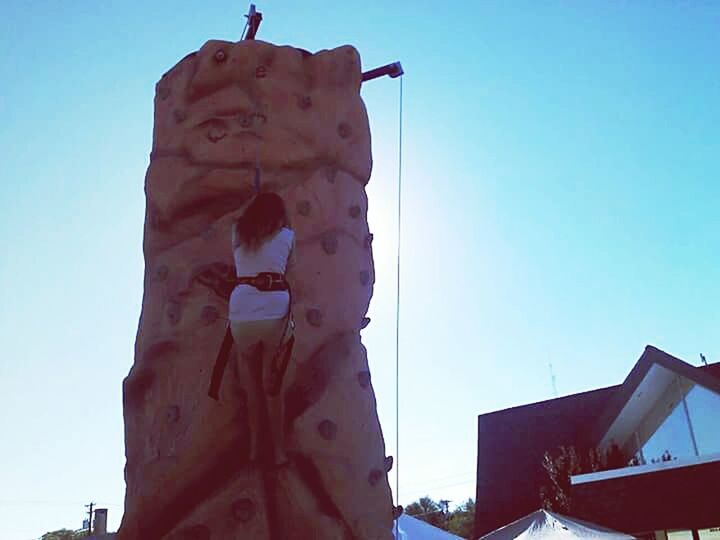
[362,62,404,83]
[241,3,403,83]
[244,4,263,40]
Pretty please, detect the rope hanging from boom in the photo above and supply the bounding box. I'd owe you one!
[393,72,405,540]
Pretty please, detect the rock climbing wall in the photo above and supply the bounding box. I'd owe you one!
[119,39,394,540]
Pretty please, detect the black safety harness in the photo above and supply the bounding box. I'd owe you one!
[207,272,295,400]
[235,271,288,292]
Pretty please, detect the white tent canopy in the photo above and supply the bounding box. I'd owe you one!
[479,509,637,540]
[392,514,465,540]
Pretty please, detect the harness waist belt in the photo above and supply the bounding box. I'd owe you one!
[236,272,288,292]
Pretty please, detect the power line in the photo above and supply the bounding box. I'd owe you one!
[0,500,88,506]
[401,470,476,491]
[0,500,123,506]
[401,479,476,503]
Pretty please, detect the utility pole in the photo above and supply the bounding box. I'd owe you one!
[85,502,94,536]
[439,499,450,529]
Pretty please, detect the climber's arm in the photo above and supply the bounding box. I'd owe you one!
[231,196,256,250]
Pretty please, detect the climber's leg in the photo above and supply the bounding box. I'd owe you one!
[261,327,290,465]
[231,329,263,461]
[231,318,287,464]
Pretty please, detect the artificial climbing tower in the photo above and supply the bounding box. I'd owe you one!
[119,35,396,540]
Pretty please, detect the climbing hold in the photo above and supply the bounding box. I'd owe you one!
[262,53,275,68]
[232,498,256,523]
[158,86,171,100]
[384,456,394,472]
[255,65,267,78]
[165,405,180,423]
[393,506,404,520]
[360,317,371,329]
[154,265,169,281]
[296,200,311,216]
[364,233,374,249]
[124,368,156,408]
[173,109,187,123]
[214,49,227,63]
[337,122,352,139]
[239,113,252,128]
[318,419,337,440]
[166,300,182,326]
[298,95,312,110]
[305,308,323,327]
[359,270,371,286]
[368,469,383,486]
[148,205,164,230]
[200,306,219,325]
[357,370,371,389]
[321,231,338,255]
[348,205,361,219]
[207,127,226,143]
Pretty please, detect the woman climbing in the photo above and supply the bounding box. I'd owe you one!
[228,192,294,466]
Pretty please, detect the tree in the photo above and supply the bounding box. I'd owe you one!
[405,496,446,529]
[405,496,476,539]
[539,443,627,514]
[539,445,583,514]
[41,530,84,540]
[447,498,475,539]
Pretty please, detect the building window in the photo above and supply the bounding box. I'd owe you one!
[640,397,696,464]
[685,386,720,456]
[666,531,693,540]
[633,376,720,466]
[662,529,720,540]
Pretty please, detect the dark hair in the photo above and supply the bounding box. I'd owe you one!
[233,193,289,251]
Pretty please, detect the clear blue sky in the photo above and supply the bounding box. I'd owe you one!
[1,1,718,538]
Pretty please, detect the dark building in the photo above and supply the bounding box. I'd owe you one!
[474,346,720,540]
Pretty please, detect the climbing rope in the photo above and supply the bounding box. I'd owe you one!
[394,74,404,538]
[240,18,249,40]
[242,3,262,194]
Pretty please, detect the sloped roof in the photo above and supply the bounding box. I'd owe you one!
[393,514,464,539]
[478,509,636,539]
[589,345,720,446]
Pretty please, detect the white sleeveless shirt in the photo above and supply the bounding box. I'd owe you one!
[229,227,294,322]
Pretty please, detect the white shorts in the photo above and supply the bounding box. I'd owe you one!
[228,284,290,322]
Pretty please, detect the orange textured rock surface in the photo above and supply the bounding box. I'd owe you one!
[119,39,393,540]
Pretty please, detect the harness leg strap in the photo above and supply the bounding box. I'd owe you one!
[208,326,235,400]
